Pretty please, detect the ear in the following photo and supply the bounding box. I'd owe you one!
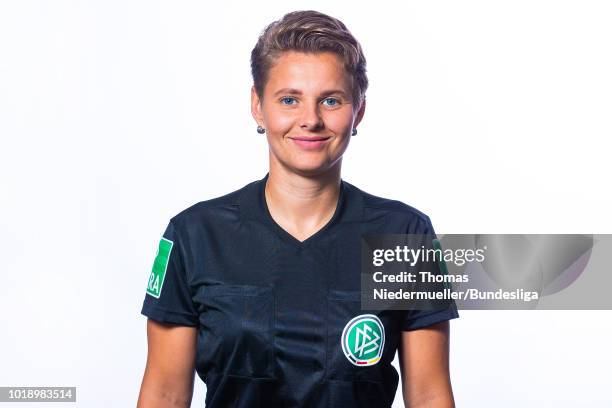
[353,97,366,128]
[251,86,264,127]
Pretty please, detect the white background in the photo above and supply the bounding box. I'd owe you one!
[1,1,611,407]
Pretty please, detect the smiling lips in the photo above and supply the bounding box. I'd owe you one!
[289,136,331,150]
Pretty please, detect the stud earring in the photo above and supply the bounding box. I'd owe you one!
[257,125,266,134]
[351,128,357,136]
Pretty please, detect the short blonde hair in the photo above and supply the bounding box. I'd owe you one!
[251,10,368,106]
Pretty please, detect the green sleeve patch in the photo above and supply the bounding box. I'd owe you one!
[147,238,173,298]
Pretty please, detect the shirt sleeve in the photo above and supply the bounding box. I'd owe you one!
[141,219,199,326]
[401,215,460,331]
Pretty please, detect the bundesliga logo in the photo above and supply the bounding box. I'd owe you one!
[341,314,385,366]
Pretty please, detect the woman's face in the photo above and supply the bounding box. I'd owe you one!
[252,51,365,177]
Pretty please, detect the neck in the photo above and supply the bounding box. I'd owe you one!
[265,157,342,242]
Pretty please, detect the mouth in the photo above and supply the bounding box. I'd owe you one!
[288,136,331,150]
[289,136,331,142]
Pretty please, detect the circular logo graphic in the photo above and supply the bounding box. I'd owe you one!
[341,314,385,366]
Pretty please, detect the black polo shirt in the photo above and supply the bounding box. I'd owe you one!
[141,173,459,407]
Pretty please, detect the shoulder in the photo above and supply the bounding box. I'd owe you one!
[345,180,435,232]
[167,179,257,229]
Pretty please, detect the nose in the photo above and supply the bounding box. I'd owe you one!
[300,101,324,131]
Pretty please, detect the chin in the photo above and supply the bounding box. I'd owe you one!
[272,150,341,177]
[287,160,337,177]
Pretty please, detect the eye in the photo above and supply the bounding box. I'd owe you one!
[322,98,340,107]
[280,97,297,105]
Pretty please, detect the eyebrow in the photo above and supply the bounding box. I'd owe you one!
[273,88,350,99]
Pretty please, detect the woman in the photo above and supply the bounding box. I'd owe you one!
[138,10,458,408]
